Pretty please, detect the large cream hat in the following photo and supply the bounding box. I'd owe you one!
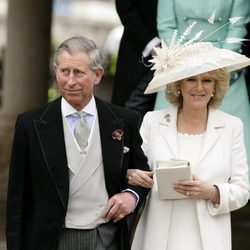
[145,18,250,94]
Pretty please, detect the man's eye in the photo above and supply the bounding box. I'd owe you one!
[74,70,84,77]
[60,69,69,75]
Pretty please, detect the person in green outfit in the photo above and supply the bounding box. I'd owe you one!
[155,0,250,176]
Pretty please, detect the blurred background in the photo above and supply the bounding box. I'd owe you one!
[0,1,249,250]
[0,0,122,249]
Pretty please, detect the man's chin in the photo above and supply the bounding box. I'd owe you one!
[65,96,81,105]
[63,93,92,109]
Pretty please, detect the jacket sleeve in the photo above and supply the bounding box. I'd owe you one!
[222,0,250,52]
[208,119,250,215]
[125,111,151,207]
[157,0,176,43]
[115,0,157,52]
[6,115,31,250]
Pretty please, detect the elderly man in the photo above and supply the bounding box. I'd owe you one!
[6,36,150,250]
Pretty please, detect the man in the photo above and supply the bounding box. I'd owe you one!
[111,0,159,124]
[6,36,150,250]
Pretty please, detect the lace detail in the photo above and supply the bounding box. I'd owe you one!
[177,131,205,137]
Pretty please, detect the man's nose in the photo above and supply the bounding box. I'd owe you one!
[67,71,76,85]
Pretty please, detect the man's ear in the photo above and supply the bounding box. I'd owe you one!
[53,64,57,73]
[94,67,104,85]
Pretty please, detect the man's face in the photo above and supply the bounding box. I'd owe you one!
[55,51,103,110]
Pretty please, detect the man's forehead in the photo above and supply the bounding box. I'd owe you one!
[57,52,90,67]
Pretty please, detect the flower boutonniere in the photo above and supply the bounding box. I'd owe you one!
[112,129,124,140]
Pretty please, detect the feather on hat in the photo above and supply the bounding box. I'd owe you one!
[145,17,250,94]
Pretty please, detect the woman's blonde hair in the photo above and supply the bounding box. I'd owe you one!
[165,68,230,108]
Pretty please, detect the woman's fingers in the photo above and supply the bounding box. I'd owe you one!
[127,169,154,188]
[174,177,214,200]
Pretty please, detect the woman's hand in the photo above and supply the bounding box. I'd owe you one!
[127,169,154,188]
[174,175,220,203]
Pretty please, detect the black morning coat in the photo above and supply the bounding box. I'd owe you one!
[6,96,150,250]
[112,0,158,106]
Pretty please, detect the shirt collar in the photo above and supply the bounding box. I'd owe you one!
[61,96,97,117]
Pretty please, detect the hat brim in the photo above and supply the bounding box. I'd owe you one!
[144,47,250,94]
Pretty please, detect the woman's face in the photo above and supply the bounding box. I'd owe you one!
[180,73,215,111]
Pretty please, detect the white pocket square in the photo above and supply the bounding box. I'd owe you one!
[123,146,130,154]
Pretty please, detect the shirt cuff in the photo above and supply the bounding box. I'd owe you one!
[122,188,139,212]
[142,37,161,58]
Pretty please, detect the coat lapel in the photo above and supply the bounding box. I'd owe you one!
[95,97,124,196]
[159,108,179,159]
[33,97,69,211]
[157,107,224,162]
[199,108,225,162]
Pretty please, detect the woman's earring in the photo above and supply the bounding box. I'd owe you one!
[211,92,214,97]
[177,90,181,95]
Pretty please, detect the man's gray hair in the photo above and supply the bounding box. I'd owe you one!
[53,36,103,72]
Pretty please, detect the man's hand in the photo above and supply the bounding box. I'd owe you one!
[105,192,137,223]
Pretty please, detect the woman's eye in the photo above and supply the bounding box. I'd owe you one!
[203,79,213,84]
[187,78,195,82]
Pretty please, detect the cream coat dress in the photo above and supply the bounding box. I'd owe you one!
[132,107,249,250]
[154,0,250,175]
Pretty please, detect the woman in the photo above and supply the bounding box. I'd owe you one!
[129,34,250,249]
[154,0,250,173]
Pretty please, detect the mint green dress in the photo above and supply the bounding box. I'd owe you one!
[155,0,250,176]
